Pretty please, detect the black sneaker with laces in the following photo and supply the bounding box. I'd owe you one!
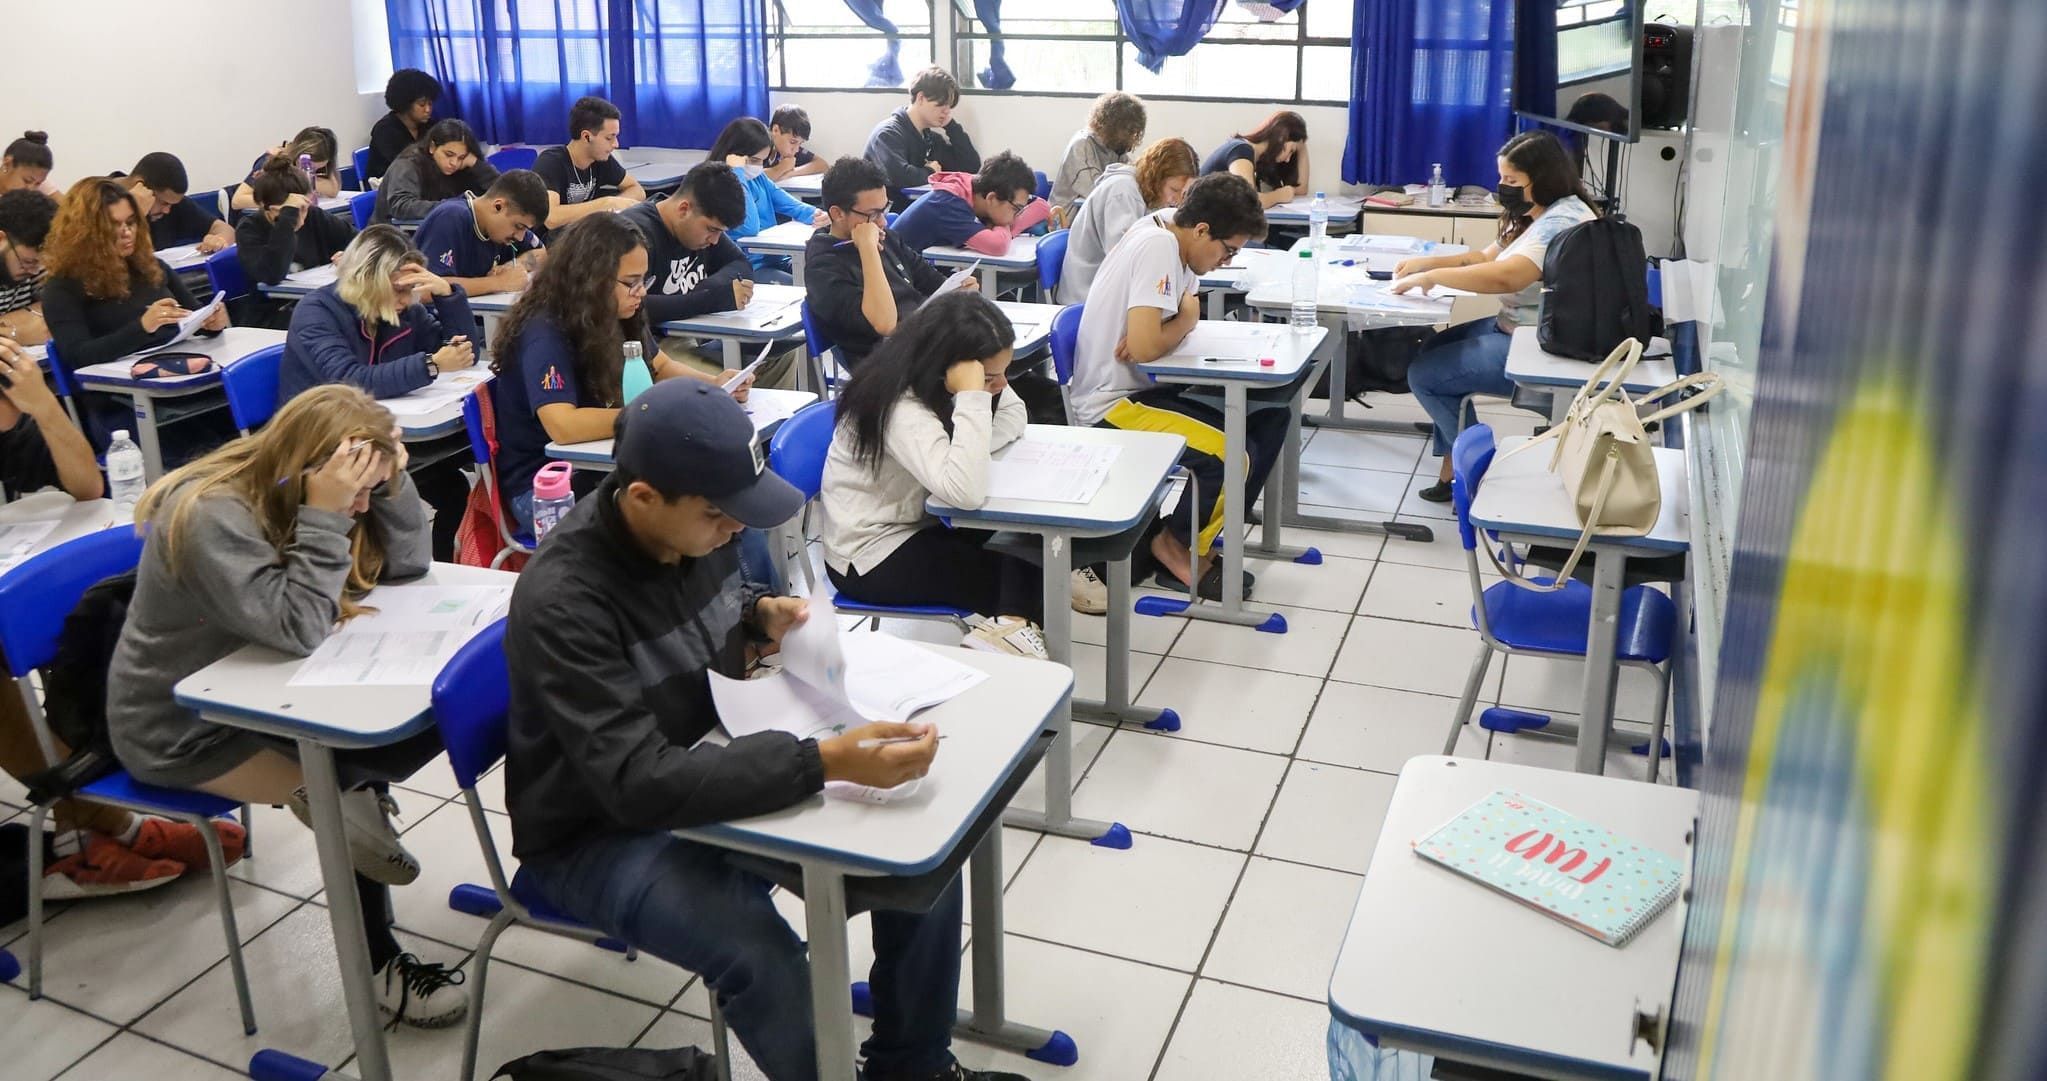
[868,1061,1031,1081]
[1417,480,1454,504]
[376,952,469,1029]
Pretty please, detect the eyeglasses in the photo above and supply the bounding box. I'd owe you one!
[1006,195,1034,213]
[848,206,889,225]
[110,219,139,235]
[617,275,653,295]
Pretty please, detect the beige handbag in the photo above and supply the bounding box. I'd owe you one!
[1487,338,1721,591]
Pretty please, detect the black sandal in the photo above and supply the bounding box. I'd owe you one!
[1417,480,1454,504]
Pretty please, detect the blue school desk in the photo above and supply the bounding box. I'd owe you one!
[923,235,1040,301]
[735,220,816,285]
[70,326,287,482]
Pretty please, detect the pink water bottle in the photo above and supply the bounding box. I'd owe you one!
[531,461,576,540]
[297,153,317,190]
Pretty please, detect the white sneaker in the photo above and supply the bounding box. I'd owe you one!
[1069,567,1108,615]
[376,952,469,1028]
[289,786,421,886]
[963,616,1050,661]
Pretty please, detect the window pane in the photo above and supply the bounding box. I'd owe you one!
[957,37,1117,94]
[1301,45,1352,103]
[1121,42,1298,100]
[958,0,1117,36]
[1205,5,1299,43]
[775,0,930,33]
[1306,0,1354,40]
[773,35,934,88]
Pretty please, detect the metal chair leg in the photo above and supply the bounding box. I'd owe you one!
[709,993,733,1081]
[1647,664,1672,784]
[240,803,253,859]
[461,910,514,1081]
[1445,644,1495,755]
[196,815,257,1035]
[27,804,45,1000]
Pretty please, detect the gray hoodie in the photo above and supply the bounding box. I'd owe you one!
[106,474,432,787]
[1056,163,1151,306]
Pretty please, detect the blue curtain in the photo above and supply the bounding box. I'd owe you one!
[1115,0,1227,74]
[1342,0,1515,188]
[388,0,768,150]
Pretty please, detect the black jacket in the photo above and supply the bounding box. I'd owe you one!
[365,112,416,182]
[235,206,357,287]
[863,107,982,209]
[802,226,948,370]
[619,200,754,325]
[42,261,214,446]
[503,474,825,860]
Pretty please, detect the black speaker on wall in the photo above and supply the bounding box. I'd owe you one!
[1642,22,1693,129]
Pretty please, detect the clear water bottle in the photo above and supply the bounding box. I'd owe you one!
[619,340,653,404]
[1428,163,1447,208]
[1290,249,1319,333]
[531,461,576,541]
[1308,191,1330,254]
[297,153,317,190]
[105,430,146,514]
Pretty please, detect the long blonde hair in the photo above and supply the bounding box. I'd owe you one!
[138,385,399,620]
[336,224,423,325]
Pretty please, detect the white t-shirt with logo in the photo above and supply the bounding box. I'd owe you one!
[1070,211,1199,427]
[1494,195,1597,327]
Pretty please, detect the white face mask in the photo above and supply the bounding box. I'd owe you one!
[743,162,765,180]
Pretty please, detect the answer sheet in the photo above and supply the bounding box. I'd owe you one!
[986,439,1122,504]
[287,583,512,686]
[919,262,981,308]
[0,520,59,575]
[379,367,494,418]
[1172,320,1284,361]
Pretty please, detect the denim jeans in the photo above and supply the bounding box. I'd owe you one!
[520,831,964,1081]
[1404,318,1514,456]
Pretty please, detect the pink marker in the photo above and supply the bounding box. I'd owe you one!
[1260,357,1277,368]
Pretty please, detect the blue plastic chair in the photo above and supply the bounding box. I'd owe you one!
[1444,425,1675,779]
[486,146,538,173]
[204,246,248,301]
[1035,228,1069,295]
[0,527,257,1032]
[184,193,221,224]
[769,401,974,629]
[797,299,846,399]
[352,146,371,187]
[1047,302,1084,425]
[221,343,285,434]
[349,189,378,231]
[1033,170,1051,201]
[38,339,84,430]
[461,392,535,567]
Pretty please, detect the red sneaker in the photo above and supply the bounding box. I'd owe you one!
[43,835,184,900]
[129,816,248,870]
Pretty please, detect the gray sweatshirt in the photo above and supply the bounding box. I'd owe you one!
[106,474,432,788]
[1052,129,1127,208]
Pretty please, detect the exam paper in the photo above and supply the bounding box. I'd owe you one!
[711,626,987,739]
[743,387,811,432]
[1346,282,1455,314]
[919,262,981,308]
[380,368,493,419]
[1339,234,1429,255]
[153,292,227,350]
[0,520,59,575]
[986,439,1122,504]
[285,264,341,289]
[1173,320,1283,361]
[155,243,206,267]
[287,583,512,686]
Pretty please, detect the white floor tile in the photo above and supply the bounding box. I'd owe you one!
[1298,681,1488,774]
[1300,428,1427,474]
[0,986,117,1081]
[1007,722,1112,818]
[1071,601,1187,654]
[1002,834,1244,970]
[378,958,662,1080]
[952,936,1192,1081]
[1201,857,1361,1000]
[54,1032,243,1080]
[228,801,327,900]
[1497,653,1665,724]
[1135,657,1321,755]
[1241,553,1373,614]
[471,761,508,815]
[1332,616,1501,701]
[1154,979,1331,1081]
[1396,472,1459,521]
[1169,603,1350,678]
[1255,762,1398,874]
[1274,525,1385,561]
[392,751,465,802]
[28,875,299,1024]
[1375,517,1479,571]
[385,798,508,949]
[1071,731,1288,851]
[1355,561,1473,626]
[1067,643,1165,706]
[1486,713,1667,781]
[1298,463,1410,515]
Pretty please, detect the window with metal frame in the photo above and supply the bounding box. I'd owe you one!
[769,0,937,91]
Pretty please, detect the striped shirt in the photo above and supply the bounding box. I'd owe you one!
[0,266,41,316]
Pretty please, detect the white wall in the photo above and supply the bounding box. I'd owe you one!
[2,2,386,195]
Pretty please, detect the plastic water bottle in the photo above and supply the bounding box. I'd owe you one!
[1308,192,1330,254]
[1428,163,1447,208]
[1290,249,1319,333]
[105,430,146,514]
[530,461,576,541]
[297,153,317,189]
[619,340,653,404]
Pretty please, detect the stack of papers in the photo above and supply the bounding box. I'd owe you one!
[987,439,1121,504]
[1172,320,1284,361]
[156,243,207,267]
[0,520,60,575]
[919,262,982,308]
[148,292,227,351]
[381,368,493,419]
[742,387,812,432]
[1346,283,1456,313]
[287,583,512,686]
[1340,234,1429,255]
[285,263,341,289]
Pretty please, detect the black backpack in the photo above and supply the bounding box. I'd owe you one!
[493,1046,719,1081]
[21,571,136,804]
[1311,325,1437,402]
[1537,216,1656,360]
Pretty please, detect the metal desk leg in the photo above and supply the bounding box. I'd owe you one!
[1004,536,1130,846]
[1137,383,1287,633]
[1575,550,1628,774]
[791,250,807,287]
[721,338,741,370]
[1301,311,1437,437]
[129,394,165,483]
[955,828,1078,1064]
[1074,556,1179,732]
[801,864,858,1081]
[300,741,392,1081]
[1206,289,1227,321]
[1273,335,1434,544]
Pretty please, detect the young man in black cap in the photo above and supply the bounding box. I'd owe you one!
[504,378,1031,1081]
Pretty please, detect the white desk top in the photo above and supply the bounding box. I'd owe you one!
[626,161,688,188]
[261,263,339,296]
[1470,436,1692,553]
[677,641,1071,876]
[74,327,287,392]
[737,220,816,254]
[320,190,363,213]
[0,495,121,575]
[154,243,220,272]
[776,172,823,198]
[547,386,816,466]
[1266,194,1365,224]
[1329,756,1697,1079]
[1362,196,1500,219]
[1245,263,1458,324]
[992,300,1059,356]
[385,368,494,439]
[1505,327,1677,391]
[925,234,1038,272]
[1138,321,1327,385]
[173,564,517,749]
[656,283,806,340]
[927,425,1183,535]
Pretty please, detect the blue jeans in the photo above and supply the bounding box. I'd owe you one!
[1405,318,1514,456]
[520,831,964,1081]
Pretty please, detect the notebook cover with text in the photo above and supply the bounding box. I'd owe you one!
[1413,788,1683,946]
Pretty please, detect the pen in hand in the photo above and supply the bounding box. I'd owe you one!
[857,735,947,749]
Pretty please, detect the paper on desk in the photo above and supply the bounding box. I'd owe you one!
[919,261,981,308]
[1339,234,1429,255]
[287,264,341,289]
[712,626,987,738]
[987,439,1121,504]
[1345,282,1455,313]
[380,368,493,419]
[1173,320,1283,361]
[743,387,811,432]
[153,292,226,350]
[156,243,205,267]
[0,520,59,575]
[287,583,512,686]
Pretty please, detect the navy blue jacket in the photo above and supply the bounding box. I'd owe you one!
[277,282,475,405]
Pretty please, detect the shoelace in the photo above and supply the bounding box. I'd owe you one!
[383,952,465,1030]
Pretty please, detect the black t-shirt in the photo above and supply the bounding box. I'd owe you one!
[765,146,816,171]
[149,197,217,250]
[532,146,629,206]
[0,413,61,498]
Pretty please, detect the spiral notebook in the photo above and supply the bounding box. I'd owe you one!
[1413,789,1683,947]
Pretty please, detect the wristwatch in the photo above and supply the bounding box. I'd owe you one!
[424,358,440,379]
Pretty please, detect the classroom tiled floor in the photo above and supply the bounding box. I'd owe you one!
[0,395,1676,1081]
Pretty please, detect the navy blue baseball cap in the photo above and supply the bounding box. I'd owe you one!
[614,379,803,528]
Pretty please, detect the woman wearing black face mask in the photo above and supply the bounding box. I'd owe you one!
[1388,130,1599,500]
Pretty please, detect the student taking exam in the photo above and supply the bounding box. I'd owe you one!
[888,150,1049,257]
[412,169,550,298]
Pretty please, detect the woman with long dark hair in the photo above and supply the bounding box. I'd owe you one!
[373,119,500,225]
[1391,130,1600,499]
[1201,110,1309,209]
[821,290,1047,659]
[706,116,826,284]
